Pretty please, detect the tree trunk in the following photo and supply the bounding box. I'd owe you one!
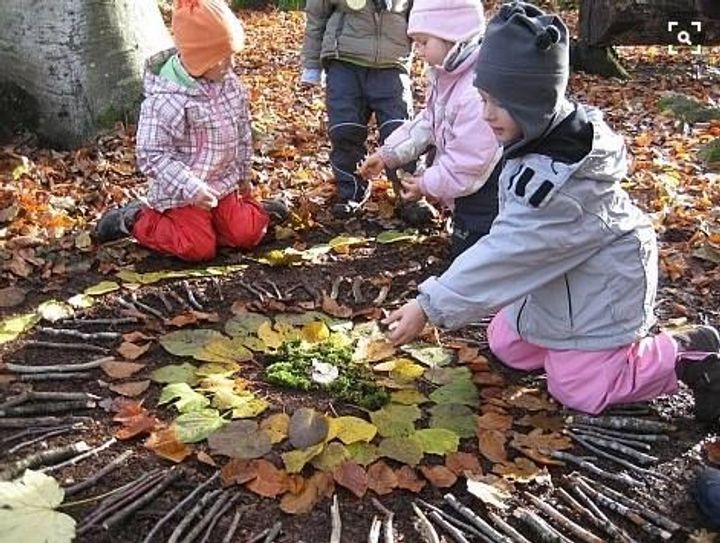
[579,0,720,46]
[0,0,171,148]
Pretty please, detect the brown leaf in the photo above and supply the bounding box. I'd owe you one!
[503,386,556,411]
[476,412,513,432]
[472,372,506,387]
[222,459,259,487]
[480,387,504,400]
[367,461,398,496]
[477,429,508,464]
[332,461,368,499]
[286,474,305,495]
[310,471,336,500]
[510,429,572,452]
[122,331,154,343]
[245,459,289,498]
[420,465,458,488]
[280,476,320,515]
[365,340,396,362]
[117,341,151,361]
[108,380,150,398]
[705,440,720,465]
[145,428,193,463]
[168,311,221,327]
[395,465,426,493]
[100,360,145,379]
[515,413,565,433]
[321,293,353,318]
[465,356,491,372]
[230,301,249,315]
[113,401,160,440]
[0,286,27,308]
[445,452,483,477]
[492,457,543,483]
[197,451,217,466]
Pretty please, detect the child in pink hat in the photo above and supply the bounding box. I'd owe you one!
[360,0,502,258]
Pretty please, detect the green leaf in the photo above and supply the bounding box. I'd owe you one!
[429,403,477,438]
[117,265,247,285]
[375,229,419,244]
[67,294,95,309]
[83,281,120,296]
[346,442,380,466]
[195,363,239,377]
[172,408,226,443]
[311,442,350,472]
[289,408,329,449]
[424,366,472,385]
[429,379,479,406]
[274,311,335,327]
[402,343,454,367]
[0,470,76,543]
[224,312,271,337]
[37,300,74,322]
[378,437,424,466]
[328,416,378,445]
[413,429,460,456]
[207,420,272,459]
[0,313,40,345]
[196,336,254,364]
[390,390,429,405]
[151,363,199,385]
[328,234,368,252]
[160,329,226,357]
[282,443,325,473]
[370,404,421,438]
[231,397,270,419]
[158,383,210,413]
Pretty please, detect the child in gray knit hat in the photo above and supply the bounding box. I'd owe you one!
[382,2,720,421]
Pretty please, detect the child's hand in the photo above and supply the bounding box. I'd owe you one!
[194,184,220,210]
[400,177,423,202]
[359,154,385,179]
[382,300,428,346]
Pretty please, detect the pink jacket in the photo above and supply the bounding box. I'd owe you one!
[136,49,252,212]
[380,44,501,209]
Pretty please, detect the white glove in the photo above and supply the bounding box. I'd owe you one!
[300,67,323,86]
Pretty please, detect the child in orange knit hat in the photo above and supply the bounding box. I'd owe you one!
[95,0,287,262]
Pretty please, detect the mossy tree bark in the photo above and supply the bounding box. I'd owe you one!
[0,0,171,148]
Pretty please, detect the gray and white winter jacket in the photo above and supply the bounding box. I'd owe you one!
[417,101,658,351]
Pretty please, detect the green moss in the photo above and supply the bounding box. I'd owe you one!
[265,341,389,410]
[700,138,720,169]
[658,95,720,124]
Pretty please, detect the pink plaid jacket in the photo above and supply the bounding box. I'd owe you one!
[136,49,252,212]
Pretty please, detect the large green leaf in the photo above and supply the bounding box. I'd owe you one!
[402,343,454,367]
[370,405,421,438]
[151,363,199,385]
[0,470,75,543]
[375,230,419,244]
[160,329,226,357]
[429,403,477,438]
[311,442,350,472]
[346,442,380,466]
[172,409,226,443]
[0,313,40,345]
[158,383,210,413]
[83,281,120,296]
[424,366,472,385]
[378,437,424,466]
[207,420,272,459]
[429,378,479,406]
[328,416,377,445]
[282,443,325,473]
[413,429,460,456]
[224,312,271,337]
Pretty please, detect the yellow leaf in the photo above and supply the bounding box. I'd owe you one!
[260,413,290,444]
[301,321,330,343]
[328,416,378,445]
[258,321,283,350]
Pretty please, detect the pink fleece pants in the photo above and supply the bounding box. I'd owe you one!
[487,311,680,414]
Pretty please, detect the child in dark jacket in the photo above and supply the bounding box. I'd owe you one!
[301,0,435,224]
[95,0,286,262]
[383,2,720,421]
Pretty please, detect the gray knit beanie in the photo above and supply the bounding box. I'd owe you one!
[474,2,569,150]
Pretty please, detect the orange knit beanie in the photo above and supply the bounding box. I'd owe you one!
[172,0,245,77]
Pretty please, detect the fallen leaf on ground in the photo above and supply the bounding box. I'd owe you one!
[477,429,508,463]
[367,461,398,495]
[504,386,556,411]
[492,457,543,483]
[246,459,289,498]
[333,461,368,498]
[221,459,259,487]
[145,428,193,463]
[395,465,426,493]
[208,420,272,459]
[515,413,565,433]
[100,361,145,379]
[113,401,160,439]
[108,380,150,398]
[117,341,151,361]
[466,474,512,510]
[196,451,217,466]
[445,452,483,477]
[322,294,353,318]
[476,412,513,432]
[420,465,457,488]
[0,286,26,308]
[260,413,290,444]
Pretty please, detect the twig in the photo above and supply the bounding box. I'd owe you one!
[238,280,266,303]
[199,496,240,543]
[544,449,641,486]
[352,277,364,304]
[576,474,682,533]
[0,441,90,481]
[64,450,134,496]
[604,403,652,416]
[443,493,512,543]
[211,277,224,302]
[15,372,95,381]
[67,317,138,326]
[571,427,652,451]
[142,471,220,543]
[263,521,282,543]
[23,340,109,354]
[417,499,491,543]
[131,293,166,319]
[556,488,606,537]
[568,484,637,543]
[42,437,116,473]
[167,289,193,310]
[300,279,321,305]
[167,489,223,543]
[0,399,97,417]
[245,529,270,543]
[0,416,92,429]
[6,427,74,455]
[183,281,204,310]
[330,277,344,300]
[486,511,532,543]
[571,476,672,540]
[3,355,114,373]
[37,327,121,341]
[155,292,174,312]
[222,507,243,543]
[371,497,394,543]
[0,390,101,410]
[411,503,440,543]
[569,415,675,433]
[178,490,233,543]
[524,492,604,543]
[428,511,471,543]
[330,494,342,543]
[261,280,283,300]
[368,516,382,543]
[512,507,572,543]
[372,283,391,305]
[570,433,671,482]
[103,469,182,531]
[567,430,658,465]
[572,422,669,443]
